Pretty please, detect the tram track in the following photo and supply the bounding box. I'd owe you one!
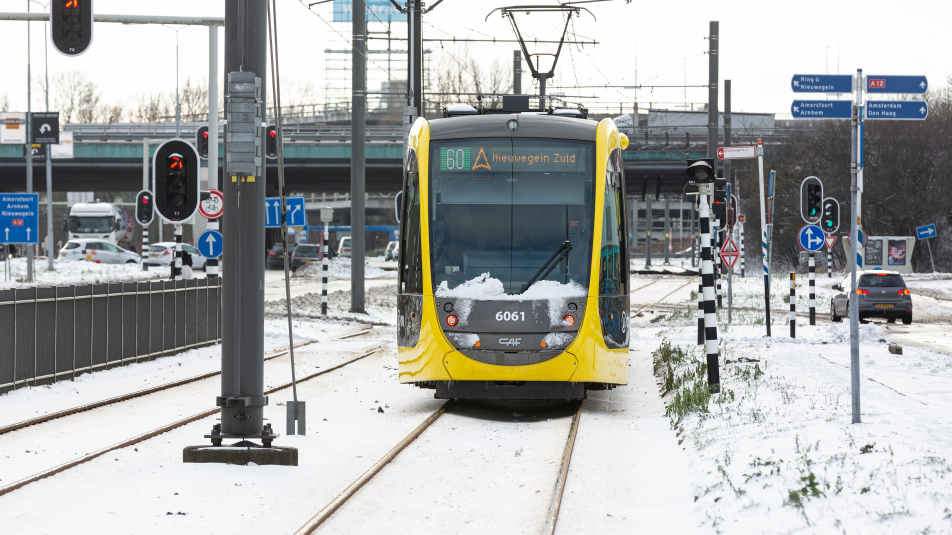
[0,326,375,437]
[0,332,388,498]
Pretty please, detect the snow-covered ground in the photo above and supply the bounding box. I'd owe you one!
[0,257,162,289]
[3,271,952,534]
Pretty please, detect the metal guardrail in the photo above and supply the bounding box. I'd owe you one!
[0,278,221,393]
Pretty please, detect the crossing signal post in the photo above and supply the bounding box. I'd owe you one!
[196,126,209,159]
[821,197,839,234]
[135,190,154,271]
[266,125,278,159]
[800,176,823,224]
[152,139,199,280]
[51,0,93,56]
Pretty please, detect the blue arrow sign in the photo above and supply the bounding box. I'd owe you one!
[791,74,853,93]
[198,230,223,259]
[0,193,39,244]
[791,100,851,119]
[865,75,927,94]
[265,196,306,228]
[865,100,928,121]
[798,224,825,252]
[916,224,937,241]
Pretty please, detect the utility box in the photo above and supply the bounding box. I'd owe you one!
[843,235,916,274]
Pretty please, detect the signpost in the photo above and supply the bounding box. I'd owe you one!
[791,74,853,93]
[198,229,224,259]
[797,224,825,252]
[791,100,852,119]
[865,101,928,120]
[200,189,224,220]
[0,193,39,244]
[30,112,60,144]
[720,236,739,270]
[916,223,937,273]
[716,146,756,160]
[265,196,306,228]
[791,70,928,425]
[825,235,838,277]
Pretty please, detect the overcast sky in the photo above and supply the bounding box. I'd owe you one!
[2,0,949,117]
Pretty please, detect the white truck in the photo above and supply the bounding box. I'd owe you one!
[64,202,135,251]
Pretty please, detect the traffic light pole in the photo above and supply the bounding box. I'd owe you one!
[757,139,771,337]
[206,23,220,279]
[849,70,862,424]
[173,224,183,280]
[26,1,34,283]
[351,0,366,313]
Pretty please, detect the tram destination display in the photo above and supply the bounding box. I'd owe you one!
[438,142,588,173]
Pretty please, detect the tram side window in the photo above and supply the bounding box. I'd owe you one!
[400,150,424,294]
[599,149,627,296]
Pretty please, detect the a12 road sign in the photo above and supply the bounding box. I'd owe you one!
[916,224,937,240]
[797,224,825,252]
[265,196,306,228]
[0,193,39,244]
[791,74,853,93]
[865,75,927,94]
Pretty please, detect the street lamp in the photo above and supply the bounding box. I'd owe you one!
[162,25,186,137]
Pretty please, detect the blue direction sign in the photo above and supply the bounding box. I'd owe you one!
[265,196,306,228]
[865,75,927,94]
[1,193,39,244]
[791,74,853,93]
[916,224,937,241]
[866,100,928,120]
[791,100,851,119]
[797,224,825,252]
[198,230,223,259]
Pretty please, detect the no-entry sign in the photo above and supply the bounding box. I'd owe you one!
[716,146,757,159]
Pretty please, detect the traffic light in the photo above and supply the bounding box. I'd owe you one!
[266,125,277,159]
[152,139,200,222]
[135,190,155,226]
[712,179,727,223]
[821,197,839,234]
[685,158,716,184]
[51,0,93,57]
[196,126,209,159]
[800,176,823,224]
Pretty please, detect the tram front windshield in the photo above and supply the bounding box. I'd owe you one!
[429,138,595,294]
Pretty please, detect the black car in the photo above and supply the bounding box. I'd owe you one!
[267,243,297,270]
[290,244,322,271]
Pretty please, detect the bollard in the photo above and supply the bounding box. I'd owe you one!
[790,272,796,338]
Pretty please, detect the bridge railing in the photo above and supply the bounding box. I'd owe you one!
[0,278,221,394]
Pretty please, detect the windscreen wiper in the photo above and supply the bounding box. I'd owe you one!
[519,240,573,294]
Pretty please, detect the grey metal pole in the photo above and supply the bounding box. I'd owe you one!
[26,0,34,282]
[43,12,53,271]
[645,193,652,268]
[663,195,670,264]
[513,50,522,94]
[706,21,718,161]
[926,239,936,273]
[142,139,149,270]
[175,29,181,137]
[351,0,366,313]
[220,0,268,441]
[206,24,220,279]
[849,70,861,424]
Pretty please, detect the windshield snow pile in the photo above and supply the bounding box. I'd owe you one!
[435,273,587,301]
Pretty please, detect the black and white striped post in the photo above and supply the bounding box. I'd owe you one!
[141,227,149,271]
[827,242,833,278]
[808,253,816,325]
[789,272,796,338]
[715,220,723,309]
[699,186,720,392]
[697,281,704,345]
[206,219,219,278]
[739,222,745,276]
[173,224,183,280]
[321,223,329,315]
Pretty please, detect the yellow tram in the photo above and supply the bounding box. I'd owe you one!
[396,107,630,399]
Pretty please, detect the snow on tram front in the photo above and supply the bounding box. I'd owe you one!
[395,107,631,400]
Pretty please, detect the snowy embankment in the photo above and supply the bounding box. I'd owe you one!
[652,296,952,532]
[1,258,162,289]
[293,257,396,280]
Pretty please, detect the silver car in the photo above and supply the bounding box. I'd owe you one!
[59,239,140,264]
[146,242,208,270]
[830,270,912,324]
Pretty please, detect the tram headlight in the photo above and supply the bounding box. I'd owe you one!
[443,302,454,313]
[446,315,458,326]
[563,315,575,327]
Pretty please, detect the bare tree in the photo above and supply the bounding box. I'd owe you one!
[180,78,209,121]
[130,92,171,123]
[0,92,9,112]
[53,71,102,123]
[101,102,125,123]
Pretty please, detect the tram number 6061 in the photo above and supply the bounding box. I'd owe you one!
[495,311,525,322]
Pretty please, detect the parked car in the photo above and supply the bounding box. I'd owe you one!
[290,244,322,271]
[267,243,297,270]
[338,236,352,257]
[59,239,141,265]
[146,242,208,271]
[385,240,399,261]
[830,270,912,324]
